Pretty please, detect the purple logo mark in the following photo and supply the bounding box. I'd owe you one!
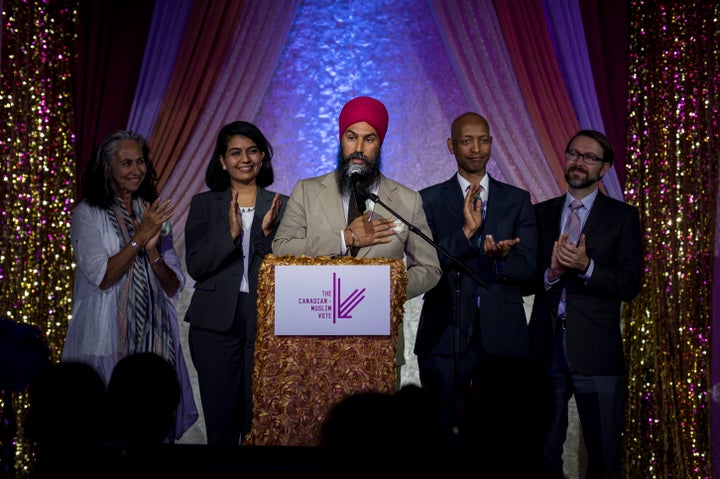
[333,272,366,324]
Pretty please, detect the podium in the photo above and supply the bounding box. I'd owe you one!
[243,254,407,447]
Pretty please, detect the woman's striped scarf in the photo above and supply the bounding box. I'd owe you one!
[108,197,175,366]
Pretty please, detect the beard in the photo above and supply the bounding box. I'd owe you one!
[565,166,602,189]
[335,149,382,198]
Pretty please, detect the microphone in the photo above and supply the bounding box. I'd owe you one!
[369,191,490,289]
[347,164,364,177]
[348,165,367,213]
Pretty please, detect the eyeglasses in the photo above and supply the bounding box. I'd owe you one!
[566,149,603,165]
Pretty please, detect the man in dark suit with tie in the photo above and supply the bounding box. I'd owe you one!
[528,130,642,479]
[415,112,537,438]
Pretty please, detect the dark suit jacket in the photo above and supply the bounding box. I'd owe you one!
[415,175,537,357]
[528,192,642,375]
[184,187,288,335]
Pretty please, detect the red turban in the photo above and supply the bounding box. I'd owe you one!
[338,96,389,144]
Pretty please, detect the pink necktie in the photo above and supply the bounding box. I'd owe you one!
[560,199,583,307]
[564,199,583,244]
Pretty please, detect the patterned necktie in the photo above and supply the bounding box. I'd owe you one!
[347,189,364,256]
[564,199,583,244]
[475,185,486,219]
[471,185,486,253]
[560,199,584,307]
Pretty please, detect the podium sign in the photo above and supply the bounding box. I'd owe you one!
[275,264,391,335]
[244,254,407,447]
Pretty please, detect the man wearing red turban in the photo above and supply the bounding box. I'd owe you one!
[273,96,442,380]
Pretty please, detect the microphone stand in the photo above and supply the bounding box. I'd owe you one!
[368,193,489,433]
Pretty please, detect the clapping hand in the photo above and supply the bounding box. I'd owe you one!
[229,190,242,241]
[462,184,483,239]
[262,193,283,236]
[136,197,174,251]
[555,233,589,271]
[483,234,519,259]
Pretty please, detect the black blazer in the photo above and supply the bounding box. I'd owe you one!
[415,175,537,357]
[184,187,287,333]
[528,192,642,375]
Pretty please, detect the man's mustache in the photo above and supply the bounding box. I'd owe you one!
[346,153,370,163]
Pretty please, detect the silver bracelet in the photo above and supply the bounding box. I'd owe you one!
[128,239,140,252]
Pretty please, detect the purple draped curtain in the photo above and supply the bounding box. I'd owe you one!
[73,0,154,199]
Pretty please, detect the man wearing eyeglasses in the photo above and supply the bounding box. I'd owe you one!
[528,130,642,479]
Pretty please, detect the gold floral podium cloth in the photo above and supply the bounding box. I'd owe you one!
[243,254,407,447]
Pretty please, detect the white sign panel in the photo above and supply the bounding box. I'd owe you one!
[274,264,391,336]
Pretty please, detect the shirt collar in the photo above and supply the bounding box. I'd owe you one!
[565,189,599,210]
[457,172,489,197]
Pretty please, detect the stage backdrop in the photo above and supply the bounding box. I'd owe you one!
[0,1,718,478]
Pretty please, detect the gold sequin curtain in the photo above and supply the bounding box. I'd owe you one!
[623,1,719,478]
[0,1,77,353]
[0,0,78,475]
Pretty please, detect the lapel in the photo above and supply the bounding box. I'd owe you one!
[216,188,233,212]
[484,176,500,230]
[436,176,465,227]
[549,196,565,240]
[318,172,347,231]
[254,188,273,226]
[374,174,398,212]
[581,191,609,238]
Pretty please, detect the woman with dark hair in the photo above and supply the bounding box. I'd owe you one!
[184,121,286,445]
[62,130,197,440]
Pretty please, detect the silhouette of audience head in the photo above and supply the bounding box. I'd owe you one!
[0,318,51,392]
[23,360,107,478]
[392,383,448,448]
[320,390,396,449]
[456,355,554,476]
[105,352,181,448]
[320,385,451,473]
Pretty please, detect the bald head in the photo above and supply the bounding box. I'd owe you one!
[451,112,490,140]
[448,112,493,181]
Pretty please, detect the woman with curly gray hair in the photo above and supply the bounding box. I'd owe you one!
[62,130,197,441]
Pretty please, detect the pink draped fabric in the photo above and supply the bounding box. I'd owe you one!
[428,0,560,204]
[158,0,301,253]
[73,0,155,198]
[126,0,193,138]
[542,0,624,200]
[579,0,631,189]
[148,0,252,190]
[492,0,580,194]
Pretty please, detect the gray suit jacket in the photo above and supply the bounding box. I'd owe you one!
[272,171,441,300]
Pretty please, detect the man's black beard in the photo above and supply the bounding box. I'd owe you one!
[565,167,601,189]
[336,149,382,198]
